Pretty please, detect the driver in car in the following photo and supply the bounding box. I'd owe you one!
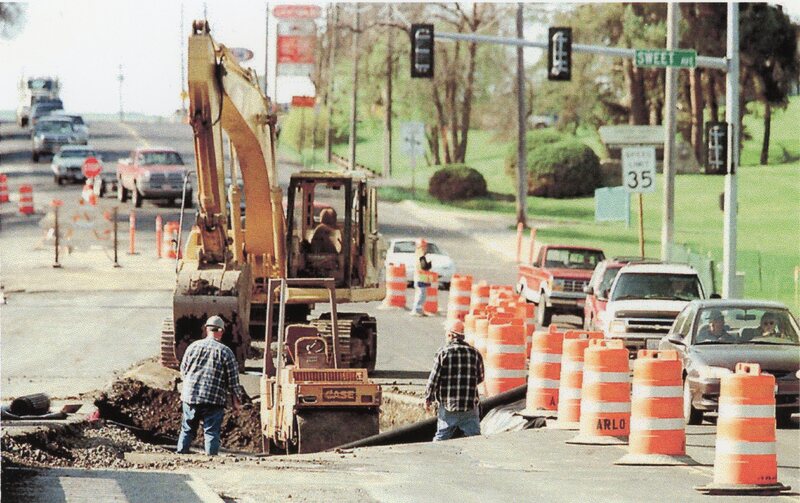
[758,312,780,337]
[696,310,735,343]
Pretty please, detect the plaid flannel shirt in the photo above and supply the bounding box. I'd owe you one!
[180,337,243,406]
[425,339,484,412]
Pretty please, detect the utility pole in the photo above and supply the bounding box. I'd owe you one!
[180,3,186,115]
[263,2,269,97]
[348,4,360,170]
[722,3,739,298]
[383,23,394,177]
[117,64,125,122]
[660,3,679,262]
[515,3,528,227]
[325,4,337,163]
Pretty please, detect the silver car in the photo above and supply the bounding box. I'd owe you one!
[51,145,101,185]
[32,118,79,162]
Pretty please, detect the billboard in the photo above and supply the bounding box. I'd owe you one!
[277,20,317,77]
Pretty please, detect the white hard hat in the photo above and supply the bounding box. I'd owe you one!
[205,315,226,330]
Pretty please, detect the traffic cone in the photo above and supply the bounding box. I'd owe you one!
[380,263,407,309]
[522,324,564,418]
[551,330,604,430]
[695,363,791,495]
[616,350,696,465]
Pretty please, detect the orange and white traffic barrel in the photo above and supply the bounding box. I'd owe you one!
[470,280,490,313]
[696,363,790,495]
[423,272,439,315]
[0,174,9,203]
[81,179,97,206]
[18,184,34,215]
[523,324,564,417]
[381,263,407,309]
[489,285,515,305]
[616,350,695,465]
[485,322,527,397]
[519,302,536,357]
[464,312,484,348]
[567,339,630,445]
[446,274,473,323]
[163,221,182,259]
[552,330,604,429]
[473,317,490,362]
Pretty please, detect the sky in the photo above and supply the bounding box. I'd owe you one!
[2,1,799,117]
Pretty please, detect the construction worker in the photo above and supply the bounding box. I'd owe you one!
[424,320,485,441]
[309,207,341,254]
[177,315,243,456]
[410,238,433,316]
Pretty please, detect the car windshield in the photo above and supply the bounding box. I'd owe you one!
[393,241,442,255]
[693,307,799,345]
[29,78,54,90]
[611,273,702,301]
[60,150,95,158]
[141,151,183,165]
[545,249,604,270]
[598,266,623,297]
[36,122,73,134]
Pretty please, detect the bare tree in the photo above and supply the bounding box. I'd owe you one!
[0,3,26,39]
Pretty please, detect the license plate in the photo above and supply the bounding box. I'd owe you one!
[162,184,173,190]
[646,339,660,350]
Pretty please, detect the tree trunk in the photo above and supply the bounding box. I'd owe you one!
[325,4,338,163]
[625,61,648,125]
[348,6,360,170]
[432,85,451,165]
[456,40,477,163]
[690,67,704,162]
[760,102,771,165]
[707,71,719,122]
[383,27,393,177]
[426,125,440,166]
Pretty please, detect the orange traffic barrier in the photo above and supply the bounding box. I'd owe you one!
[382,263,407,309]
[485,322,527,396]
[470,280,490,313]
[616,350,695,465]
[696,363,791,495]
[0,174,9,203]
[520,303,536,357]
[163,221,182,259]
[423,272,439,315]
[446,274,473,322]
[567,339,630,445]
[464,312,483,348]
[489,285,515,305]
[552,331,604,429]
[18,184,34,215]
[155,215,163,258]
[128,210,137,255]
[81,179,97,206]
[523,325,564,417]
[473,317,490,361]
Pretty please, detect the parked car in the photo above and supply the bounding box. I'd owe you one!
[31,117,79,162]
[385,238,455,290]
[659,299,799,426]
[517,245,605,327]
[51,145,101,185]
[29,99,64,128]
[116,147,192,208]
[583,256,659,331]
[603,263,707,354]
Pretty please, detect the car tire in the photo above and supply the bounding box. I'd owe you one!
[132,185,143,208]
[54,174,64,186]
[117,180,129,202]
[32,152,40,162]
[776,408,794,428]
[440,282,450,291]
[683,378,703,425]
[182,191,193,209]
[537,293,553,328]
[94,179,105,198]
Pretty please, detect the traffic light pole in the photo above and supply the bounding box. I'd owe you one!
[723,3,739,299]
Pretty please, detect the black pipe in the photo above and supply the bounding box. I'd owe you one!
[334,384,528,450]
[9,393,51,416]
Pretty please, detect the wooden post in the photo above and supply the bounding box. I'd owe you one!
[516,222,524,263]
[155,215,163,258]
[113,206,121,268]
[638,193,645,258]
[128,209,137,255]
[528,228,537,264]
[52,203,61,268]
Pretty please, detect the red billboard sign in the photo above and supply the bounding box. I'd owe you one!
[273,5,321,19]
[291,96,316,108]
[277,35,316,64]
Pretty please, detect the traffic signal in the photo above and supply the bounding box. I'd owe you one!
[705,122,729,175]
[547,27,572,81]
[410,24,434,79]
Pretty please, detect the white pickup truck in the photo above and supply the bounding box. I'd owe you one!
[601,263,708,355]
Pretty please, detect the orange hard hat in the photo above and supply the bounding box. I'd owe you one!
[447,320,465,336]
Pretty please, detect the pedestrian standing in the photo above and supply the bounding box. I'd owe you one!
[410,238,433,316]
[177,315,243,456]
[424,320,485,441]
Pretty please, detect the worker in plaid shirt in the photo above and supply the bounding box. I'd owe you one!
[177,315,243,455]
[424,320,485,441]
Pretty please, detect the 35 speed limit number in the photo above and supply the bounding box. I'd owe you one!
[621,147,657,193]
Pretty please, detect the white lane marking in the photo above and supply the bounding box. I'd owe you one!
[119,121,151,148]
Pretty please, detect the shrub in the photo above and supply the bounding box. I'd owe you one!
[504,128,568,176]
[428,164,488,201]
[526,140,602,198]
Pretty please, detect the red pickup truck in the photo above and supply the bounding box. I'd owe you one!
[517,245,605,328]
[116,147,192,208]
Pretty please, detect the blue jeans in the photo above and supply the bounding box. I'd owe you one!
[433,406,481,441]
[177,402,225,455]
[411,281,429,314]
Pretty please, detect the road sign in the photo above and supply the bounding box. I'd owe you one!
[272,5,321,19]
[82,157,102,178]
[229,47,254,63]
[400,122,425,158]
[291,96,315,108]
[634,49,696,68]
[621,147,656,193]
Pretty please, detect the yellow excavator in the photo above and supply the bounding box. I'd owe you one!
[160,20,386,376]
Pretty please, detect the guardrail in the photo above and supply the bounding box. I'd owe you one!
[330,153,379,176]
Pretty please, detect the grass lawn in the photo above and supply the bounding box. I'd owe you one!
[279,98,800,312]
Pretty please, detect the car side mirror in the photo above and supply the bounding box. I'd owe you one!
[710,293,721,299]
[583,285,594,295]
[667,336,686,346]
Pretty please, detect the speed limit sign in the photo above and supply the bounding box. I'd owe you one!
[621,147,656,193]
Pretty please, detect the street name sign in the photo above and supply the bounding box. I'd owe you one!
[634,49,696,68]
[621,147,656,193]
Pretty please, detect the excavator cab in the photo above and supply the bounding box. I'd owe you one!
[285,172,383,291]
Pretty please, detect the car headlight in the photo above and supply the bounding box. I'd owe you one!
[608,319,627,334]
[141,171,151,181]
[697,366,733,379]
[552,278,566,292]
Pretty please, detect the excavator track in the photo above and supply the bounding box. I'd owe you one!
[160,317,180,370]
[309,313,377,371]
[296,409,379,453]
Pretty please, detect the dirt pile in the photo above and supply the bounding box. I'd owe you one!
[94,378,262,453]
